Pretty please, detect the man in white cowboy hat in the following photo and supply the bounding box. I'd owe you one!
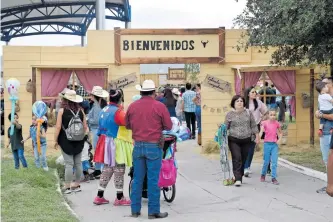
[126,80,172,219]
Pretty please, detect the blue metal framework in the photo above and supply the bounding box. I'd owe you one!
[1,1,131,42]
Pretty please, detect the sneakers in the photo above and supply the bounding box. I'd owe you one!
[72,185,82,192]
[272,178,279,185]
[234,180,242,187]
[114,197,131,206]
[93,196,110,205]
[244,168,251,177]
[260,175,265,182]
[62,187,71,194]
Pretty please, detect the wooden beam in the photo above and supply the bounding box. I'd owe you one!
[121,57,221,64]
[114,27,121,66]
[119,28,220,35]
[32,67,36,105]
[310,68,315,145]
[218,27,226,64]
[241,73,245,96]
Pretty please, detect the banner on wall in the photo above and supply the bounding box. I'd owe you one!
[203,74,231,93]
[202,104,229,114]
[109,73,137,89]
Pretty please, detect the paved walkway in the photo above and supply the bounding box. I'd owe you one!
[67,139,333,222]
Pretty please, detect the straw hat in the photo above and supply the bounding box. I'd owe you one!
[172,88,181,95]
[91,86,109,98]
[62,90,83,103]
[59,88,70,97]
[135,80,156,92]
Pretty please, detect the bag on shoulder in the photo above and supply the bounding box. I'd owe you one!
[62,109,85,141]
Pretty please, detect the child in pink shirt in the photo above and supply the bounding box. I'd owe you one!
[260,110,282,185]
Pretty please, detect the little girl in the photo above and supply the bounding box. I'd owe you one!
[22,116,49,171]
[259,110,282,185]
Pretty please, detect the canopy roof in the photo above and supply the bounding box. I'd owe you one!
[1,0,131,42]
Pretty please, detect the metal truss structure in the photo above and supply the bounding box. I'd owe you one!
[1,0,131,42]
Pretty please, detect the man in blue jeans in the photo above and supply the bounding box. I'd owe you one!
[126,80,172,219]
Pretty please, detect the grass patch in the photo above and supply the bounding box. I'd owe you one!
[279,144,326,173]
[1,158,78,222]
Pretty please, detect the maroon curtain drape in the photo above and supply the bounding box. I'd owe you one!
[41,70,72,106]
[75,69,106,92]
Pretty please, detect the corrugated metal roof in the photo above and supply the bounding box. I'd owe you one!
[140,64,184,74]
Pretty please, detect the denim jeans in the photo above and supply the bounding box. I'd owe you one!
[131,142,162,215]
[82,160,90,171]
[244,142,256,169]
[195,105,201,134]
[320,135,331,167]
[13,148,28,169]
[261,142,278,179]
[91,128,102,170]
[33,143,48,168]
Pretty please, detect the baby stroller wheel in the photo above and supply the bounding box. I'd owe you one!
[128,178,133,197]
[128,178,148,199]
[162,184,176,203]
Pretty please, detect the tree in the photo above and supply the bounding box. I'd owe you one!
[234,0,333,67]
[184,63,200,84]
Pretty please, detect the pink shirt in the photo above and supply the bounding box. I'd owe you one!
[262,120,281,143]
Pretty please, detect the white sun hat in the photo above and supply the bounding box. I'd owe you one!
[62,90,83,103]
[172,88,181,95]
[58,88,70,97]
[91,86,109,98]
[135,80,156,92]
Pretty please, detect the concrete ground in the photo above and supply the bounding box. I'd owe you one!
[67,139,333,222]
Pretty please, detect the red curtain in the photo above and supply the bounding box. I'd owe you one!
[75,69,106,92]
[41,70,72,106]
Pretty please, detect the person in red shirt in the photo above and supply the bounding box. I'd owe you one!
[126,80,172,219]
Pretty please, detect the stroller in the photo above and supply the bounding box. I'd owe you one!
[128,133,177,203]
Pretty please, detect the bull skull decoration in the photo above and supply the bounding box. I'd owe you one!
[201,40,209,48]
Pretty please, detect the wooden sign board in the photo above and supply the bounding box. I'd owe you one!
[168,68,186,80]
[203,74,231,93]
[109,73,137,89]
[114,28,225,64]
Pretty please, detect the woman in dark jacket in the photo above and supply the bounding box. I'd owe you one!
[161,88,177,117]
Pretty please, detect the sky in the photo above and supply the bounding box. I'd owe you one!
[0,0,247,58]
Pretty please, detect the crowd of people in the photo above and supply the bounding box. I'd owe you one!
[5,77,332,220]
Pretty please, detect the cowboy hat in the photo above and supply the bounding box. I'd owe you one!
[172,88,181,95]
[91,86,109,98]
[58,88,70,97]
[135,80,156,92]
[62,90,83,103]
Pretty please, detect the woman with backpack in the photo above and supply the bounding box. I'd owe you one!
[88,86,109,178]
[54,90,89,194]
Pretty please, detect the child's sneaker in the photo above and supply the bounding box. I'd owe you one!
[272,178,279,185]
[114,197,131,206]
[93,196,110,205]
[318,129,323,137]
[43,167,49,171]
[260,175,265,182]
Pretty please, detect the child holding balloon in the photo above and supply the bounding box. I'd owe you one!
[6,113,28,169]
[22,115,49,171]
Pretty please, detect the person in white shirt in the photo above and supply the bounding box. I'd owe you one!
[172,88,183,124]
[316,81,333,136]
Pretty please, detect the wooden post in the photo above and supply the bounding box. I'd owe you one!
[310,68,315,145]
[241,73,245,96]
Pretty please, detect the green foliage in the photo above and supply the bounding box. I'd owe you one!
[234,0,333,66]
[184,63,200,83]
[1,158,78,222]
